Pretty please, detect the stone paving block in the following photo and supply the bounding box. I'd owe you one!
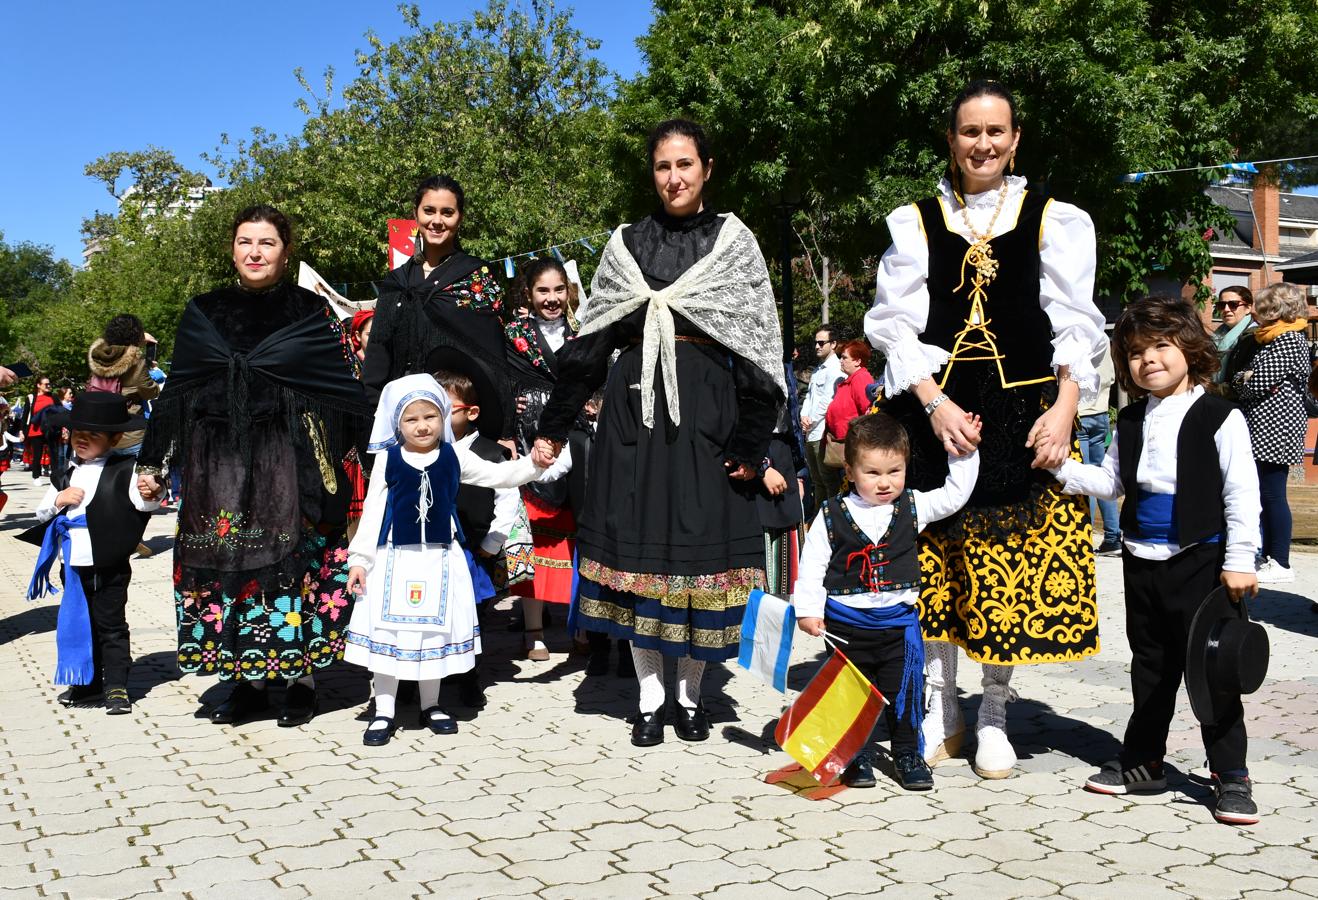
[607,783,709,815]
[1059,874,1189,899]
[726,839,837,875]
[34,843,157,878]
[942,829,1051,863]
[882,847,995,882]
[825,828,931,862]
[1095,838,1208,873]
[473,828,582,860]
[1146,823,1261,855]
[391,845,506,882]
[615,838,728,873]
[253,837,371,870]
[38,865,163,898]
[0,863,47,890]
[441,812,549,842]
[159,858,289,894]
[1040,817,1146,852]
[542,799,647,830]
[29,826,146,859]
[362,827,475,859]
[152,833,267,869]
[504,849,622,884]
[773,859,896,894]
[419,867,547,896]
[648,801,746,832]
[933,870,1061,898]
[700,882,829,900]
[540,872,663,899]
[277,859,402,894]
[888,810,994,841]
[655,858,776,894]
[572,819,686,852]
[1214,845,1318,880]
[1158,863,1265,899]
[185,880,311,900]
[1000,850,1116,886]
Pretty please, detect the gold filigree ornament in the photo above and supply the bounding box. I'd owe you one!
[303,412,339,494]
[939,180,1011,389]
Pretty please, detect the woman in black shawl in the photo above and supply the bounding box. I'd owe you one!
[363,175,506,407]
[137,205,372,727]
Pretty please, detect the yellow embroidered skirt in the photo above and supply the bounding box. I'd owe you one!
[880,364,1099,665]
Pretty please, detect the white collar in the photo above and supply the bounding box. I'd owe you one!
[75,455,108,469]
[845,489,895,511]
[938,174,1028,211]
[1146,383,1204,415]
[454,431,478,449]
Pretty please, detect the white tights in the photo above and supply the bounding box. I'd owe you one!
[371,674,442,721]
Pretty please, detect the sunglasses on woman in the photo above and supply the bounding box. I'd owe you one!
[1215,300,1250,311]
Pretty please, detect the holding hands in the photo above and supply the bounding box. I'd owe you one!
[930,398,983,456]
[136,475,163,502]
[531,436,561,468]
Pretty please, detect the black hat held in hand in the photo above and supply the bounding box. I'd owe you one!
[1185,587,1270,724]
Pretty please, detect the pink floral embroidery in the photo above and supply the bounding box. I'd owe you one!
[318,589,348,621]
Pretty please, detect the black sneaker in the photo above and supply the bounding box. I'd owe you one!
[1085,759,1166,794]
[1096,539,1123,557]
[104,686,131,716]
[841,751,877,788]
[894,748,934,791]
[1213,774,1259,825]
[58,683,105,707]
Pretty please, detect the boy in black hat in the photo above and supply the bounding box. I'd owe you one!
[1048,297,1262,824]
[25,392,161,714]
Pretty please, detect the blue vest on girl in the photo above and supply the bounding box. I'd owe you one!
[378,444,463,546]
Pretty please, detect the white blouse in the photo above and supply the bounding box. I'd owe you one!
[864,175,1106,404]
[539,316,567,352]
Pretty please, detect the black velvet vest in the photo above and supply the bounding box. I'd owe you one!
[916,191,1054,388]
[86,456,152,566]
[1117,393,1235,546]
[821,493,920,595]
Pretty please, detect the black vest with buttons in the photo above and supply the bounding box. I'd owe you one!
[915,191,1055,387]
[821,493,920,595]
[1116,393,1234,546]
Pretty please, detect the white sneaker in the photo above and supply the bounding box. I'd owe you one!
[973,726,1017,779]
[1256,557,1275,576]
[1258,561,1296,585]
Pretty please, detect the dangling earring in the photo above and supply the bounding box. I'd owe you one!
[1009,153,1016,175]
[950,160,963,200]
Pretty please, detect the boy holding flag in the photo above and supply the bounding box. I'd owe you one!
[795,412,978,789]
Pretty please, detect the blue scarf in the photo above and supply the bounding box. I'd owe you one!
[26,514,95,685]
[825,599,926,756]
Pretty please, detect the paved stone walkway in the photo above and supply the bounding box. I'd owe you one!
[1,476,1316,899]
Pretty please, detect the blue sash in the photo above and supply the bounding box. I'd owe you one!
[824,599,925,755]
[1136,490,1221,545]
[26,514,96,685]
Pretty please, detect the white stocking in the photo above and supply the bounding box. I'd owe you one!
[631,646,665,714]
[675,656,706,710]
[372,674,398,720]
[418,678,441,710]
[924,640,959,725]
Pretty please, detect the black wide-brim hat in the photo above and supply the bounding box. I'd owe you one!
[45,390,147,434]
[425,347,505,441]
[1186,587,1270,724]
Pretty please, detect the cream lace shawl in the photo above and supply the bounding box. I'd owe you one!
[581,213,786,428]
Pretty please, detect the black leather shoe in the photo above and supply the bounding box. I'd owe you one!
[842,751,877,788]
[58,683,105,707]
[420,706,459,735]
[894,749,934,791]
[631,707,666,747]
[362,717,397,746]
[672,703,711,742]
[277,683,317,727]
[209,681,269,724]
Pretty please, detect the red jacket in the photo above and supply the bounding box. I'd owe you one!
[825,368,875,441]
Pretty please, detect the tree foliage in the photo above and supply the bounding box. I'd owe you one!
[615,0,1318,311]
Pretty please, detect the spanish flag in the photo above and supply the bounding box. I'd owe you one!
[774,649,886,786]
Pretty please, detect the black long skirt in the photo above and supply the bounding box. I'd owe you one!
[575,339,764,661]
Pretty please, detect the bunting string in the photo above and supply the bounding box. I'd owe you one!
[1121,154,1318,183]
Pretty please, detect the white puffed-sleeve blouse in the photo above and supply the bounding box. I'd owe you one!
[864,175,1106,404]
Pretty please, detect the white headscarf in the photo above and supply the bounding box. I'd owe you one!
[367,374,455,453]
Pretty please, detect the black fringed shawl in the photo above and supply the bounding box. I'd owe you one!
[141,284,372,590]
[142,285,370,470]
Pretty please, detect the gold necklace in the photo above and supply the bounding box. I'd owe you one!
[956,179,1010,244]
[941,179,1012,388]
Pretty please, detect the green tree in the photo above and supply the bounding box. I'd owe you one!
[616,0,1318,308]
[0,232,76,376]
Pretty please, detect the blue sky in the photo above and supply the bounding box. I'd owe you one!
[0,1,653,264]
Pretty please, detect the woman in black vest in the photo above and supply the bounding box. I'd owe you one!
[137,205,372,727]
[866,81,1106,779]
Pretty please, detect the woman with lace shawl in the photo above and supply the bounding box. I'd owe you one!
[866,81,1106,779]
[137,205,372,728]
[363,175,507,410]
[533,119,785,747]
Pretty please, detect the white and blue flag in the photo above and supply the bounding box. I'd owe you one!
[737,589,795,693]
